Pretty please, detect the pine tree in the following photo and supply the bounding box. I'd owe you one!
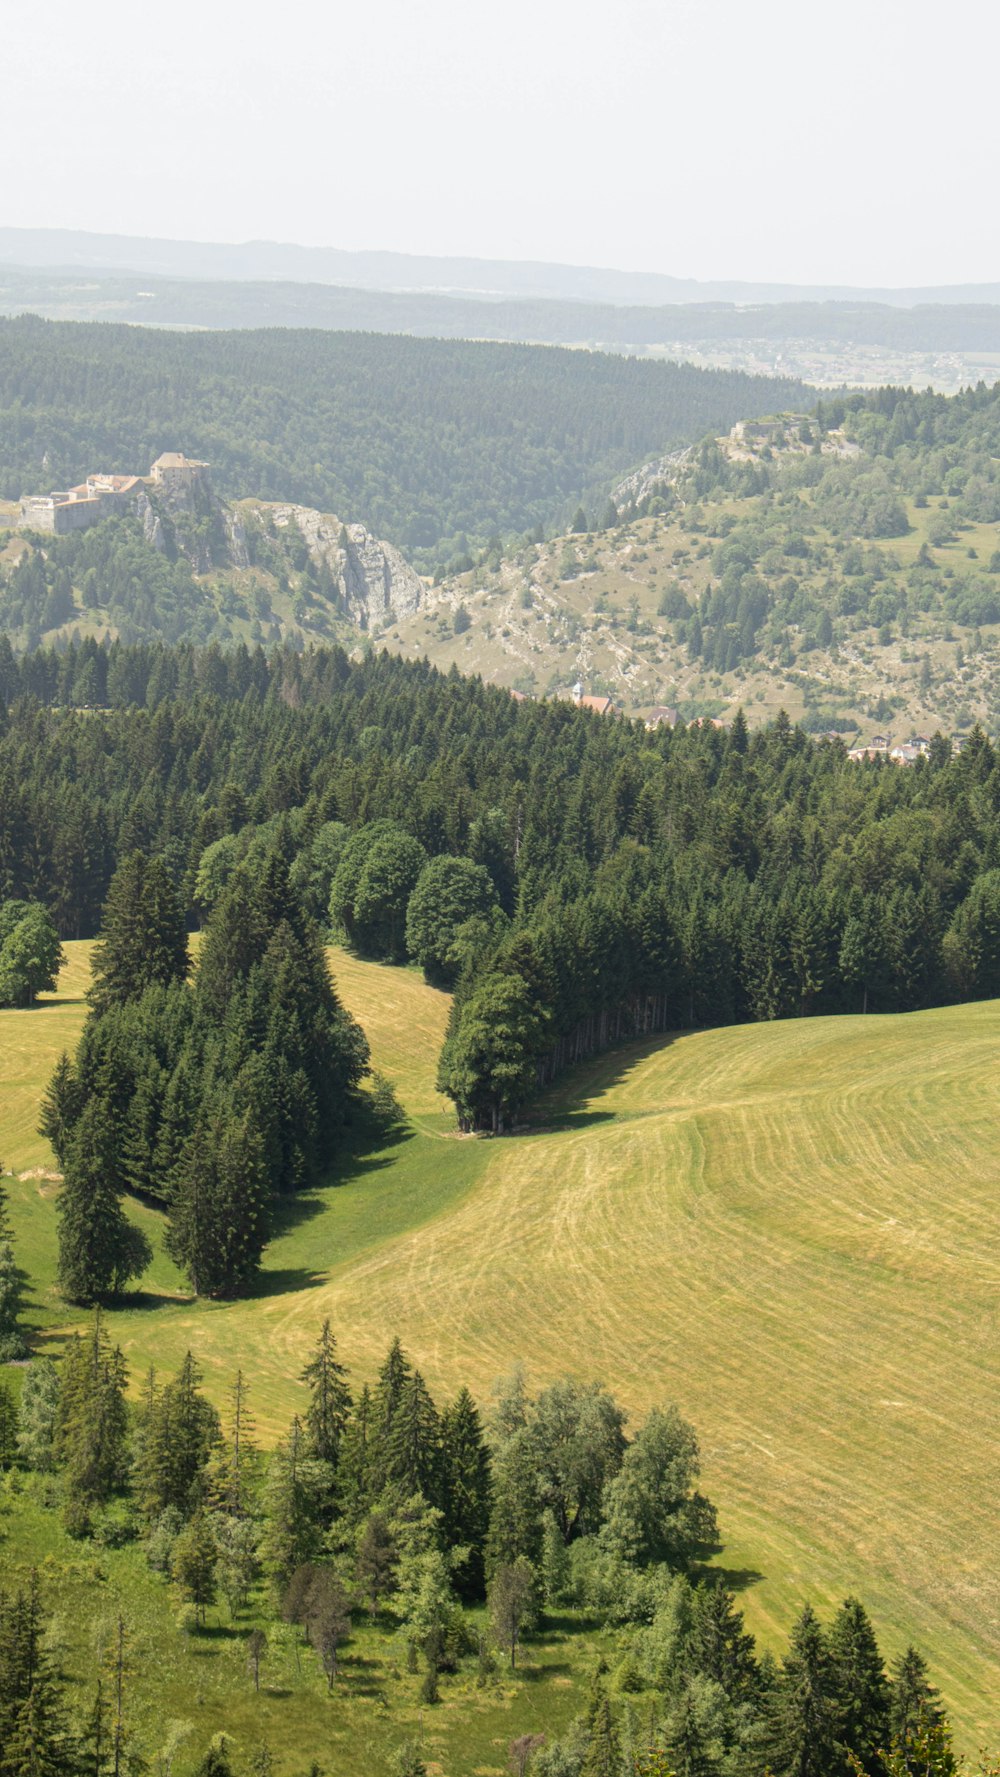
[440,1388,492,1599]
[166,1109,270,1298]
[0,1380,17,1467]
[828,1597,889,1775]
[37,1055,82,1169]
[300,1320,352,1471]
[581,1688,620,1777]
[56,1102,150,1305]
[16,1361,60,1472]
[88,852,188,1015]
[171,1511,218,1626]
[55,1316,129,1526]
[384,1371,441,1505]
[768,1604,840,1777]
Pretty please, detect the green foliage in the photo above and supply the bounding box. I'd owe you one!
[0,902,63,1008]
[405,855,500,986]
[0,317,804,558]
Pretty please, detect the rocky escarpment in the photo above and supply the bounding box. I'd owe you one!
[265,503,424,630]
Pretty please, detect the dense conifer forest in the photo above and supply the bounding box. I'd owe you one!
[2,638,999,1149]
[0,317,805,555]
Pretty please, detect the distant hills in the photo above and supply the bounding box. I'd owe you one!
[0,317,805,559]
[2,226,1000,306]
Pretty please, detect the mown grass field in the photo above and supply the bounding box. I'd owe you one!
[4,944,1000,1747]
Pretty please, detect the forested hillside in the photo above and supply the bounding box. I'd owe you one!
[402,382,1000,733]
[0,317,805,558]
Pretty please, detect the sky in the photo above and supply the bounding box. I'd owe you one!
[3,0,997,287]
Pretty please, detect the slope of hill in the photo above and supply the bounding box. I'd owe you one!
[0,317,806,560]
[5,943,1000,1742]
[387,393,1000,735]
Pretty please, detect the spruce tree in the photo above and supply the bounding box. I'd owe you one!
[439,1388,492,1599]
[0,1380,17,1467]
[37,1056,82,1169]
[166,1111,270,1298]
[55,1316,129,1525]
[0,1209,25,1361]
[384,1371,441,1505]
[140,1352,220,1520]
[300,1320,352,1472]
[16,1361,60,1473]
[171,1511,219,1626]
[581,1688,620,1777]
[88,852,188,1016]
[768,1604,840,1777]
[889,1646,943,1752]
[828,1597,889,1775]
[56,1102,150,1305]
[485,1428,542,1579]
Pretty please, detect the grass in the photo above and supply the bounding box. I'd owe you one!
[4,946,1000,1746]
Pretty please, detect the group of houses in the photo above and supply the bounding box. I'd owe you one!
[18,453,209,535]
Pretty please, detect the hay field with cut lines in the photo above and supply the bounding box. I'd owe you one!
[4,943,1000,1738]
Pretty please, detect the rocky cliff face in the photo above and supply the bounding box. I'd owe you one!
[266,503,424,630]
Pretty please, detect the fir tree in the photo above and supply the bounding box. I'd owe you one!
[88,852,188,1015]
[56,1102,150,1305]
[768,1604,840,1777]
[16,1361,60,1473]
[485,1428,542,1579]
[171,1511,219,1626]
[166,1110,270,1298]
[300,1320,352,1472]
[55,1316,129,1525]
[439,1388,492,1599]
[829,1597,889,1775]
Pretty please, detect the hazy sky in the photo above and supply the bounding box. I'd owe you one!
[4,0,997,286]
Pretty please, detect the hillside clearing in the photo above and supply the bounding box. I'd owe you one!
[3,944,1000,1740]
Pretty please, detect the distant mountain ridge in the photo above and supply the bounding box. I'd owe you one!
[2,226,1000,308]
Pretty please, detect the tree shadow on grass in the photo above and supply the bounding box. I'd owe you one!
[519,1029,686,1138]
[696,1563,766,1594]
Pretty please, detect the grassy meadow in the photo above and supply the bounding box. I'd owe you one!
[4,944,1000,1748]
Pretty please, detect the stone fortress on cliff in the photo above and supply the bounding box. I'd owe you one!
[19,453,209,534]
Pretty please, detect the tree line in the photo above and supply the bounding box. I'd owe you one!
[0,1320,957,1777]
[4,640,1000,1133]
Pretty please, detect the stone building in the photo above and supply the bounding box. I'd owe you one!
[150,452,210,494]
[19,473,141,535]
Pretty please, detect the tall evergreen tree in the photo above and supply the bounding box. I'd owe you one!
[300,1320,352,1472]
[166,1110,270,1298]
[767,1605,840,1777]
[440,1389,492,1599]
[56,1102,150,1305]
[829,1597,889,1775]
[55,1316,129,1525]
[88,852,188,1015]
